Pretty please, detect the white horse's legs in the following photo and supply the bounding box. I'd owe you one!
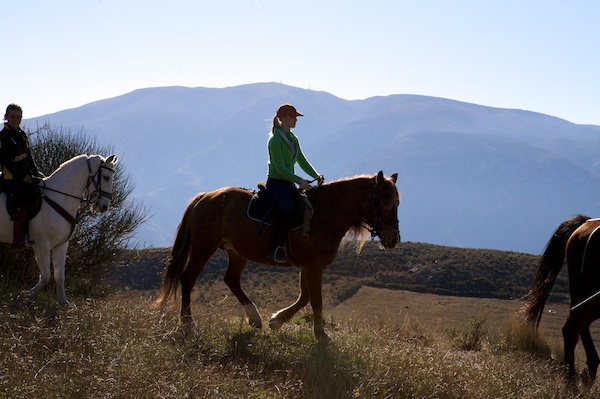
[22,247,52,299]
[52,244,69,305]
[21,244,70,306]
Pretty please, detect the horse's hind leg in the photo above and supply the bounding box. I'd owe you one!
[179,248,213,325]
[224,251,262,328]
[269,270,310,331]
[563,316,581,380]
[580,323,600,385]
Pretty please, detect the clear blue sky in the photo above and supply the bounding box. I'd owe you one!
[4,0,599,125]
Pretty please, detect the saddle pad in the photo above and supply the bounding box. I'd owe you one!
[246,192,310,233]
[247,192,275,225]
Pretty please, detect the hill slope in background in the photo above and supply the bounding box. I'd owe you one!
[24,83,600,253]
[110,241,567,303]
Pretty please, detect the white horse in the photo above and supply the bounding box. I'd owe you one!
[0,154,119,305]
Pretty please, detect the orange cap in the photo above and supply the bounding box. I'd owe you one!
[276,104,303,118]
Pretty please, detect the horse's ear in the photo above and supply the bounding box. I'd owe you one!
[376,171,385,187]
[391,173,398,184]
[106,154,119,165]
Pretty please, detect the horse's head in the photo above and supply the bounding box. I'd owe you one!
[363,171,401,249]
[87,154,118,212]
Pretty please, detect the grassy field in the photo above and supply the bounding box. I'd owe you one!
[1,244,598,398]
[1,280,600,398]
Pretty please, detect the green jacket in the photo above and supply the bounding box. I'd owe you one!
[267,127,320,183]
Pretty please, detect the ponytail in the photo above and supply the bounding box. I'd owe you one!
[271,116,282,134]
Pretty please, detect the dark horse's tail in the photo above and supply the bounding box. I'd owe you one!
[519,214,590,327]
[156,195,203,306]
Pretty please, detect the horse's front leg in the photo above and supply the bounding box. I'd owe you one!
[303,266,328,341]
[52,243,70,305]
[224,252,262,328]
[21,245,52,300]
[269,271,310,330]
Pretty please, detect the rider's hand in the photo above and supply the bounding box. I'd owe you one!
[298,178,311,191]
[22,175,33,184]
[317,175,324,186]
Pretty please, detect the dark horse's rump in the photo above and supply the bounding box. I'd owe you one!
[157,171,400,341]
[519,214,600,384]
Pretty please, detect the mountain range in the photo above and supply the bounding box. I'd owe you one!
[24,82,600,254]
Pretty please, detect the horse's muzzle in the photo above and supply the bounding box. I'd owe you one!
[382,231,400,249]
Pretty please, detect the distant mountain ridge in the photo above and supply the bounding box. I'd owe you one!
[24,83,600,253]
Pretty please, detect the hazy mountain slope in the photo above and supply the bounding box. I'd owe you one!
[24,83,600,253]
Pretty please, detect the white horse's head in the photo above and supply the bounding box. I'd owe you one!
[87,154,119,212]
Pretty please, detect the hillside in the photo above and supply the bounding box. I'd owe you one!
[109,241,565,302]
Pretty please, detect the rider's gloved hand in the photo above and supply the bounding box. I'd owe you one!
[317,175,325,186]
[298,178,311,191]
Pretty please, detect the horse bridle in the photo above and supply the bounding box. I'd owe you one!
[85,156,114,204]
[38,156,115,241]
[363,184,400,241]
[41,156,114,204]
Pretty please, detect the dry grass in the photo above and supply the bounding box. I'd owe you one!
[1,282,600,399]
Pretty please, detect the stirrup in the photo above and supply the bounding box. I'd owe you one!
[270,246,288,263]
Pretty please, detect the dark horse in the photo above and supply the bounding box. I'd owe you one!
[520,214,600,382]
[157,171,400,340]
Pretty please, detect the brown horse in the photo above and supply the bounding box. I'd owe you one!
[157,171,400,340]
[520,214,600,383]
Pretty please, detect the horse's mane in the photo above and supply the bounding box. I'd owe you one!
[325,174,372,184]
[45,154,90,178]
[318,174,375,254]
[46,154,109,179]
[340,226,371,254]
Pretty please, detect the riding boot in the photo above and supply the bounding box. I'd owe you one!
[268,214,289,263]
[11,209,28,248]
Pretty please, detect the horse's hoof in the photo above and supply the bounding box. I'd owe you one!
[179,321,195,339]
[581,369,596,388]
[243,303,263,329]
[248,318,262,329]
[316,332,331,344]
[269,317,284,331]
[19,290,35,300]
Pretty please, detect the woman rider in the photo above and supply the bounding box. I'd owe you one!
[266,104,323,262]
[0,104,44,247]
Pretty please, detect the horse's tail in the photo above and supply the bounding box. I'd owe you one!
[519,214,590,327]
[156,195,203,306]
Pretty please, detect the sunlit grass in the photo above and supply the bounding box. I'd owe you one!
[1,288,599,398]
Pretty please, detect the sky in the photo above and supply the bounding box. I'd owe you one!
[3,0,599,125]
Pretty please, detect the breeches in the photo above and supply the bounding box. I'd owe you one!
[266,177,296,219]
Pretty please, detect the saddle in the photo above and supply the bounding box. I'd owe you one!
[0,178,43,220]
[246,183,314,236]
